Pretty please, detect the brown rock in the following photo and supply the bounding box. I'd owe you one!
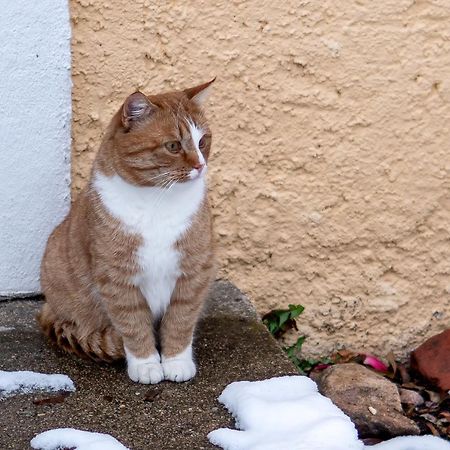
[411,329,450,391]
[316,363,420,438]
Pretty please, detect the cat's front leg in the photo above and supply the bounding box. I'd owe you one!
[161,338,196,383]
[159,287,209,382]
[124,348,164,385]
[100,281,163,384]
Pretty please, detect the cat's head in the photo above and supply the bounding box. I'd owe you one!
[108,80,214,187]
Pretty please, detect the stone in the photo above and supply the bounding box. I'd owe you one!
[316,363,420,438]
[411,329,450,391]
[398,388,424,406]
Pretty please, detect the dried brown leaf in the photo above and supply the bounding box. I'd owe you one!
[386,351,397,375]
[144,389,160,402]
[404,404,416,416]
[425,422,440,436]
[426,390,441,404]
[333,349,358,363]
[32,393,69,406]
[362,437,383,445]
[401,382,423,390]
[421,413,438,424]
[397,364,411,384]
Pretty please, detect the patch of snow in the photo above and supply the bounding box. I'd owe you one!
[371,435,450,450]
[208,376,450,450]
[0,370,75,397]
[0,326,14,332]
[208,376,362,450]
[31,428,129,450]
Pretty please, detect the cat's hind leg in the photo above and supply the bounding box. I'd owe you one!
[37,302,124,362]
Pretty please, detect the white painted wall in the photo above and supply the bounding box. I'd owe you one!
[0,1,71,296]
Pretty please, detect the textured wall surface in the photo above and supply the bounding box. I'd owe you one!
[70,0,450,357]
[0,0,71,295]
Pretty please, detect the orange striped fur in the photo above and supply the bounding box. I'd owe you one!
[38,81,216,383]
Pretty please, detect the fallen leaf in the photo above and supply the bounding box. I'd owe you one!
[363,355,388,372]
[425,422,440,436]
[401,382,423,390]
[144,389,160,402]
[386,351,397,375]
[362,437,383,445]
[426,390,441,404]
[32,393,69,406]
[333,349,357,363]
[397,364,411,384]
[404,404,416,416]
[312,363,331,372]
[421,413,438,424]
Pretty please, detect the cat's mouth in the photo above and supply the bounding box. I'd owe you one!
[188,165,207,181]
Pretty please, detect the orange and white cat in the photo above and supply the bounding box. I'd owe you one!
[38,80,216,384]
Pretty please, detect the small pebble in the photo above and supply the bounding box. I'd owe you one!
[368,406,377,415]
[399,388,424,406]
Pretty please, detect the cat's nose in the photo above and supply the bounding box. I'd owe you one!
[193,163,205,172]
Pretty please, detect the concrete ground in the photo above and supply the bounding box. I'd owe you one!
[0,280,297,450]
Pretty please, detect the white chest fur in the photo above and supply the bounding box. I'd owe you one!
[94,172,206,319]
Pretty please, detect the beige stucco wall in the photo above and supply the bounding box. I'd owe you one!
[70,0,450,358]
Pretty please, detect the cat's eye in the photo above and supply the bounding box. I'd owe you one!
[165,141,182,153]
[199,136,207,150]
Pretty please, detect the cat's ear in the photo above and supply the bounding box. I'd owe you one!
[184,78,215,107]
[121,92,155,130]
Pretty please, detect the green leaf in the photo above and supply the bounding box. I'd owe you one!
[288,304,305,318]
[278,311,291,328]
[283,336,306,355]
[262,304,305,338]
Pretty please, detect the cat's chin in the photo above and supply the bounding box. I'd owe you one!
[188,167,207,181]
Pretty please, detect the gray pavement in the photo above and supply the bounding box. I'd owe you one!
[0,280,297,450]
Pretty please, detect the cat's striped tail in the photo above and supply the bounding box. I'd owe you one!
[37,303,125,362]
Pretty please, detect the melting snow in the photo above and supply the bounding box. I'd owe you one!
[31,428,129,450]
[0,370,75,397]
[208,376,450,450]
[371,435,450,450]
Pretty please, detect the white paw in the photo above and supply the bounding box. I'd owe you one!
[125,350,164,384]
[161,344,196,382]
[162,357,196,382]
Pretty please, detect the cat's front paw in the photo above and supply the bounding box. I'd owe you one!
[126,351,164,384]
[161,355,196,382]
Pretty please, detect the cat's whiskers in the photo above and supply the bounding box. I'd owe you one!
[157,179,178,210]
[146,171,176,182]
[155,173,179,188]
[152,174,183,211]
[151,176,178,210]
